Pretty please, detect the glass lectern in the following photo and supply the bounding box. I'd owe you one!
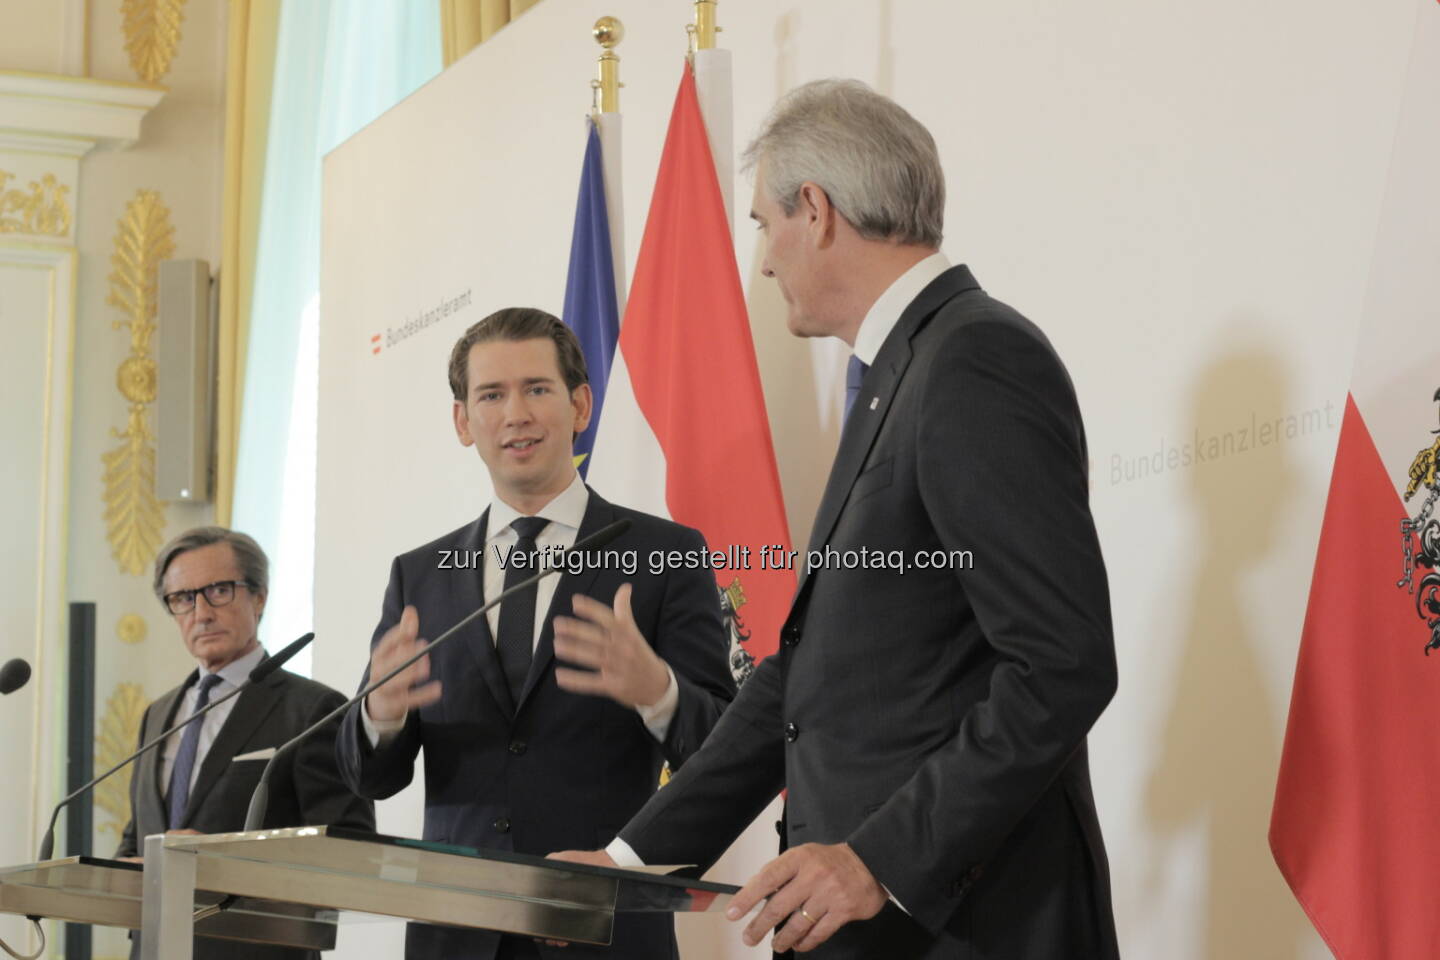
[0,826,735,960]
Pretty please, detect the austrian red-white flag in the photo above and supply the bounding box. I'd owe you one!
[1270,3,1440,957]
[589,58,794,676]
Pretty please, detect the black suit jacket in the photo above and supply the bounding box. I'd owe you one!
[619,266,1121,959]
[335,490,736,960]
[117,664,376,960]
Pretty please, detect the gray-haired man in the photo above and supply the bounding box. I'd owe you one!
[117,526,373,960]
[556,79,1121,959]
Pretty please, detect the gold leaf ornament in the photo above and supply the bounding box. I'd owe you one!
[106,191,175,350]
[117,356,157,404]
[103,409,164,575]
[116,614,148,645]
[103,191,174,576]
[0,170,73,237]
[95,683,148,840]
[121,0,187,84]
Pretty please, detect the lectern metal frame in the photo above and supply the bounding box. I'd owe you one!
[141,827,736,960]
[0,856,336,949]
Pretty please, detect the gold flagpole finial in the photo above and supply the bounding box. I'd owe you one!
[691,0,718,51]
[593,17,624,114]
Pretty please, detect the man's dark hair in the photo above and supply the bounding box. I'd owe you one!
[448,307,589,402]
[153,526,269,601]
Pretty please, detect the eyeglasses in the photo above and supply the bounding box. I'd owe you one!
[162,580,254,616]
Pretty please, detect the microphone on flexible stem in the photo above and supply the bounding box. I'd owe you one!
[34,632,316,863]
[194,521,634,925]
[241,517,634,834]
[1,658,32,695]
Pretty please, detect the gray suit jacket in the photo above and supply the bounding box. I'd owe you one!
[619,266,1121,959]
[117,664,375,960]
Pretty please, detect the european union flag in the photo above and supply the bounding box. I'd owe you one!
[561,119,620,477]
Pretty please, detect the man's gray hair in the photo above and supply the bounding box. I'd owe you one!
[152,526,269,601]
[742,78,945,248]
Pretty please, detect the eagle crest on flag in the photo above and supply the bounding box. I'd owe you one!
[1398,387,1440,655]
[719,578,757,684]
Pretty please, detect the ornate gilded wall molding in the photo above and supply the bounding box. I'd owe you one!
[95,683,147,841]
[102,190,172,575]
[0,169,72,237]
[116,613,147,645]
[121,0,188,84]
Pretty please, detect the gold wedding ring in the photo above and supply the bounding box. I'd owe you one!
[799,908,817,924]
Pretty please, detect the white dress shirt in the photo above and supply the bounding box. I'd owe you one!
[484,472,591,651]
[365,473,678,744]
[851,252,951,363]
[160,643,266,798]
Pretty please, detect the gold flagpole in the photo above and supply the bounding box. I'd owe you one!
[592,17,624,115]
[691,0,718,51]
[686,0,733,224]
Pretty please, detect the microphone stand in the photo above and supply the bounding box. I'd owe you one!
[192,519,631,925]
[243,518,630,832]
[34,632,315,863]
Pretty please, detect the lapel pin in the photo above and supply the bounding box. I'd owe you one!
[869,397,879,410]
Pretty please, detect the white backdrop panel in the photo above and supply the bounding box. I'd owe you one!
[318,1,1420,957]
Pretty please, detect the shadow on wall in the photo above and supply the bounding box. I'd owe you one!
[1144,346,1312,959]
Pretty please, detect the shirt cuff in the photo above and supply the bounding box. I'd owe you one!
[362,695,406,748]
[635,664,678,742]
[605,836,644,868]
[851,840,908,915]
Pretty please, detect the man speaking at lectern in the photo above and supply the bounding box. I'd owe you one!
[557,80,1121,959]
[336,308,736,959]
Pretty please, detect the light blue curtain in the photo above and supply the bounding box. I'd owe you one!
[233,1,441,675]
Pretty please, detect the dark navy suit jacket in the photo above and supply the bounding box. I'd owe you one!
[337,489,736,959]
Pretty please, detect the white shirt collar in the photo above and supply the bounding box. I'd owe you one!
[851,252,952,365]
[487,471,590,542]
[198,642,265,687]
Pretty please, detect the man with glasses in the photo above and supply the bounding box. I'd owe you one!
[116,526,374,960]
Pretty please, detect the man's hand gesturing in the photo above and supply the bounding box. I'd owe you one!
[365,606,443,723]
[553,585,671,710]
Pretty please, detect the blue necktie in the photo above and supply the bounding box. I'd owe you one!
[167,672,223,827]
[496,517,550,701]
[844,356,870,425]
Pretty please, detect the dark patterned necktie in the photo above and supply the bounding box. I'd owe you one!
[167,672,223,827]
[496,516,550,701]
[844,355,870,425]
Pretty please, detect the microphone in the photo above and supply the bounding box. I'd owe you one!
[1,658,31,695]
[34,632,316,862]
[242,518,633,832]
[249,631,317,684]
